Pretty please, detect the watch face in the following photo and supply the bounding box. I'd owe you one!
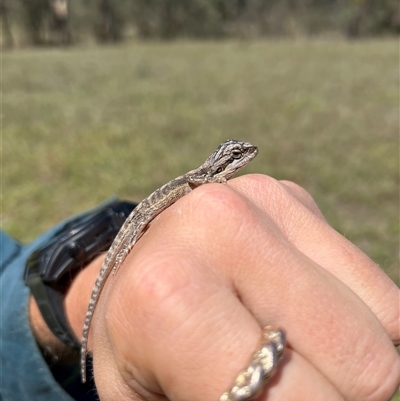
[26,200,137,287]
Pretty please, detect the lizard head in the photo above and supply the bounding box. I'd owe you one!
[203,139,258,183]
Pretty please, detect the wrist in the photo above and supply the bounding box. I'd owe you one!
[25,200,137,352]
[29,295,78,364]
[64,254,104,342]
[29,254,104,364]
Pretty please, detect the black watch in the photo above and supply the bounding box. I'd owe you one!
[24,200,137,349]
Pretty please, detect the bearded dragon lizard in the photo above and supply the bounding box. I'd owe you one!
[81,139,258,382]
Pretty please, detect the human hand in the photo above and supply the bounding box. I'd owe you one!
[69,174,399,401]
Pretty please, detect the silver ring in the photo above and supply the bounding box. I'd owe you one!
[220,326,286,401]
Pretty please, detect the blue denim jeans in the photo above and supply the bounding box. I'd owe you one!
[0,199,117,401]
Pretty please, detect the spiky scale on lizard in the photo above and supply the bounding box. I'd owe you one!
[80,139,258,382]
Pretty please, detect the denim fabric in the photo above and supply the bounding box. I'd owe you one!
[0,198,117,401]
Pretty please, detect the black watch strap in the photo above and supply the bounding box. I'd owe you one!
[25,200,137,348]
[28,274,79,348]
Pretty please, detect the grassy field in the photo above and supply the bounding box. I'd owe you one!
[2,39,399,399]
[3,40,398,282]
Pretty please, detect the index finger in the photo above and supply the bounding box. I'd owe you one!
[231,174,400,344]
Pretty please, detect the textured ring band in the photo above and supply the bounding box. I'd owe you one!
[220,326,286,401]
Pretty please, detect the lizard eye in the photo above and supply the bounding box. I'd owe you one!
[216,167,224,174]
[231,150,242,159]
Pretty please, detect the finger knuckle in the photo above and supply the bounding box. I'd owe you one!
[187,182,254,229]
[279,180,323,217]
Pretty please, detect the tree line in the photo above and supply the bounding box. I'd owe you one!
[1,0,399,47]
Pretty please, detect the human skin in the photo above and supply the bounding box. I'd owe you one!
[30,175,400,401]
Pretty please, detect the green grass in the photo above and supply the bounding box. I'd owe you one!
[2,39,399,289]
